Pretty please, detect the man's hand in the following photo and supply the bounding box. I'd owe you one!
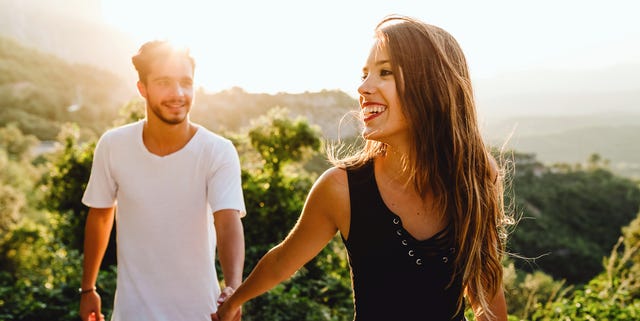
[211,287,241,321]
[211,307,241,321]
[217,286,235,306]
[79,290,105,321]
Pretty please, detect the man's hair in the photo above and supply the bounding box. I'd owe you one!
[131,40,195,83]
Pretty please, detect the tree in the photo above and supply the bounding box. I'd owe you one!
[248,107,322,174]
[0,124,40,237]
[0,123,39,161]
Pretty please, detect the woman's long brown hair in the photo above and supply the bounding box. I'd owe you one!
[331,15,511,319]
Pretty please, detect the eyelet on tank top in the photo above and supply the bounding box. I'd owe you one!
[391,214,456,267]
[391,215,424,266]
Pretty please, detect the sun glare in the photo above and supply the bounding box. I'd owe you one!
[100,0,640,96]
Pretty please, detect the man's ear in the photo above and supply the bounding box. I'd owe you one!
[137,81,147,99]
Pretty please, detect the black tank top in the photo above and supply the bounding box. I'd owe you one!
[342,161,465,321]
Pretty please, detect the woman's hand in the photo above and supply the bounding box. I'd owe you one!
[211,287,241,321]
[211,302,241,321]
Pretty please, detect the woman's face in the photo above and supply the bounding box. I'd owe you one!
[358,42,409,146]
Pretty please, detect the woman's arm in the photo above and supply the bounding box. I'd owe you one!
[215,167,349,321]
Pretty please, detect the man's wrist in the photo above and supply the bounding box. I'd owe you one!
[78,286,97,295]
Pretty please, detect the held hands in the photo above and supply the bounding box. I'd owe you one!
[79,290,105,321]
[211,286,242,321]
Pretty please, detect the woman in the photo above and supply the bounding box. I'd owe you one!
[215,15,510,321]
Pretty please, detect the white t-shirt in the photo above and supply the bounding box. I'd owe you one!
[82,120,246,321]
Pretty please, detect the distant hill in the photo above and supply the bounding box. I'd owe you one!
[483,113,640,139]
[0,0,138,84]
[474,64,640,121]
[0,36,133,140]
[474,65,640,179]
[485,114,640,178]
[191,87,359,140]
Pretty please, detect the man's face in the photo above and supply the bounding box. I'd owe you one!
[137,55,194,125]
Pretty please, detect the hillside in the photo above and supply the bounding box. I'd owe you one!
[0,36,133,140]
[475,65,640,179]
[485,114,640,178]
[0,0,137,83]
[475,64,640,121]
[191,87,359,139]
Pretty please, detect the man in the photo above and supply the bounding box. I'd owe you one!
[79,40,245,321]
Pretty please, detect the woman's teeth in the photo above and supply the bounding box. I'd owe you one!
[363,106,386,115]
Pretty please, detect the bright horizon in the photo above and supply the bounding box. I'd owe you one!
[101,0,640,96]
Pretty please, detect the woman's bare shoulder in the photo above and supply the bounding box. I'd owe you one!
[312,166,349,198]
[319,166,348,184]
[309,167,350,233]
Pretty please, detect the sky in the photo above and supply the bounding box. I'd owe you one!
[101,0,640,96]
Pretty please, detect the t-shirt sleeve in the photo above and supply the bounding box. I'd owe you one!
[207,140,246,217]
[82,133,117,208]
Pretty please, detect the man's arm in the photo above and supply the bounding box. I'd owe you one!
[79,207,115,321]
[214,209,245,290]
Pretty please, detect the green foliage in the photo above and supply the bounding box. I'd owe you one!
[502,260,568,319]
[529,211,640,320]
[0,123,39,161]
[0,124,43,234]
[243,278,351,321]
[40,124,95,252]
[508,152,640,283]
[112,98,145,127]
[242,239,354,320]
[238,107,322,256]
[248,107,322,174]
[0,183,25,234]
[0,217,117,321]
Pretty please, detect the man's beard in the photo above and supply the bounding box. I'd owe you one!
[147,98,190,125]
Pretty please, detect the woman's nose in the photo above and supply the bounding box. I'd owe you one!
[358,77,375,96]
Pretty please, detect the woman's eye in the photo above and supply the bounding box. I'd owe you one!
[360,73,368,81]
[380,69,393,76]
